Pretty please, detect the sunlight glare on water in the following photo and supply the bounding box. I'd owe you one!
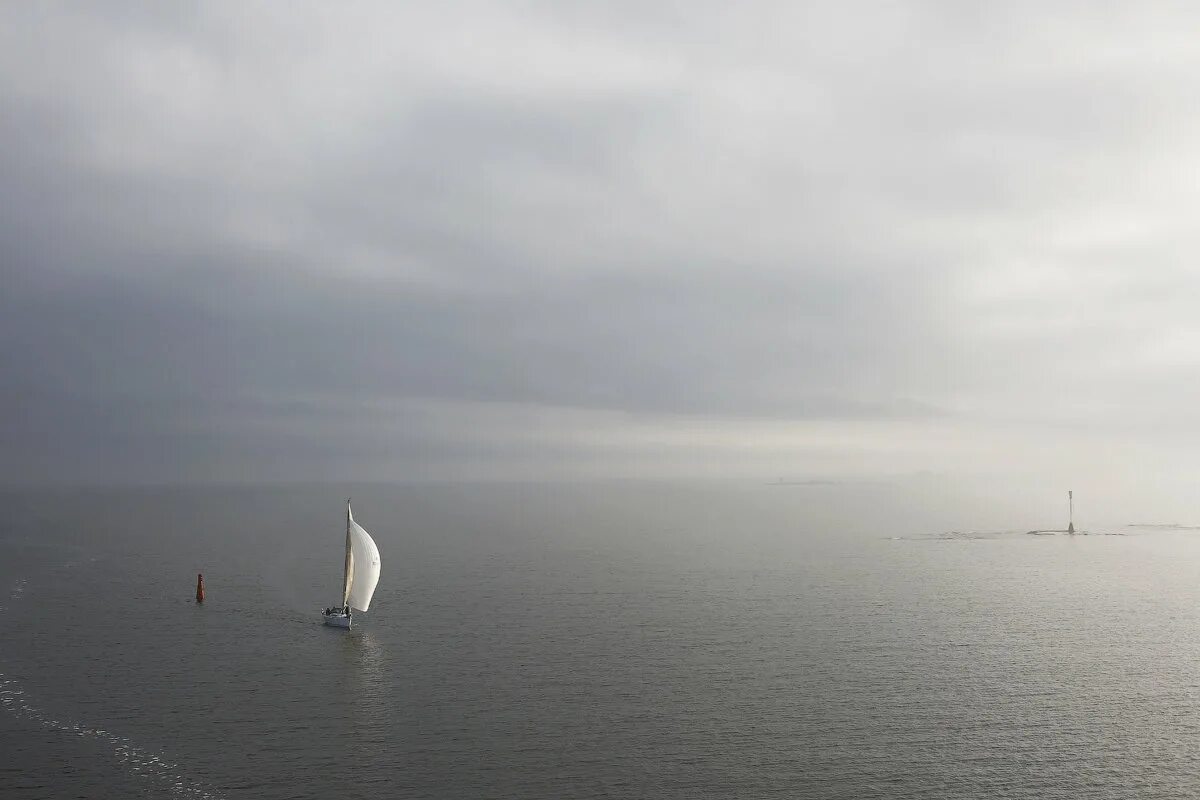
[3,483,1200,798]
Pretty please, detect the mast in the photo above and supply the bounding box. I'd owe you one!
[342,499,353,609]
[1068,490,1075,534]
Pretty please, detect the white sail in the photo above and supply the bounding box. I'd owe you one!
[344,504,381,612]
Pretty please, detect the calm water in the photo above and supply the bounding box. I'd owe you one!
[3,482,1200,799]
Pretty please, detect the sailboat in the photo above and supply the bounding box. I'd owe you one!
[322,500,381,629]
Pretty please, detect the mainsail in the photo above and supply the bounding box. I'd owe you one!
[341,501,382,612]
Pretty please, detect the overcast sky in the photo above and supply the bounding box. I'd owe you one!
[4,2,1200,495]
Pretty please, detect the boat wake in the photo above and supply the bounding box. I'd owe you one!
[888,529,1126,541]
[0,675,223,799]
[1126,523,1200,530]
[888,530,1017,541]
[0,579,25,613]
[0,578,224,799]
[1025,530,1125,536]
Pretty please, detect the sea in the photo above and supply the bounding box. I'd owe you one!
[3,481,1200,799]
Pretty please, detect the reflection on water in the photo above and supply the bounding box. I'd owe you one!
[6,483,1200,799]
[342,630,385,685]
[338,629,388,749]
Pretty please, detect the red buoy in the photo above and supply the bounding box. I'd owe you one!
[196,573,205,603]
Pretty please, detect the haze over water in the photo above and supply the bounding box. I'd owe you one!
[9,3,1200,797]
[4,481,1200,799]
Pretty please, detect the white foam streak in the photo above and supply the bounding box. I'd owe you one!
[0,577,223,798]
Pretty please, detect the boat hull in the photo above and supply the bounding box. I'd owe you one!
[322,611,351,628]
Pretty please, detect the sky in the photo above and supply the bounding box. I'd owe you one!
[4,2,1200,505]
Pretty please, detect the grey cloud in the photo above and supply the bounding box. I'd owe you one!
[4,2,1200,484]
